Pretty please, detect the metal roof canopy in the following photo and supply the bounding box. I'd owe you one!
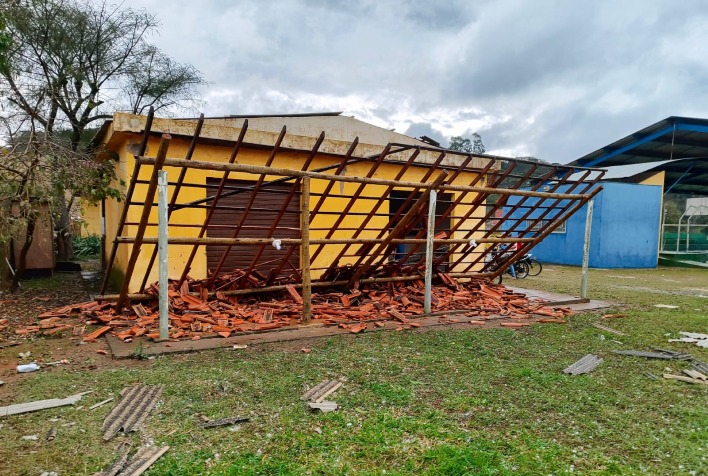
[569,116,708,195]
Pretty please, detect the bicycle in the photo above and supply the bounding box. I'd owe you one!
[486,251,530,284]
[517,253,542,276]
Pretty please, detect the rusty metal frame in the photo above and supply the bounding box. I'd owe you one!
[99,117,605,308]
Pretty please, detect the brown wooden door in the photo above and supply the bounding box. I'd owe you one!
[205,178,300,279]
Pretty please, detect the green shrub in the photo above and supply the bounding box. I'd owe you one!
[73,234,101,257]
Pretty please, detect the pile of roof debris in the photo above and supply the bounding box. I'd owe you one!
[15,273,572,342]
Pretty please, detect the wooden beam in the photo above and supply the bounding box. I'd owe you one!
[301,176,312,323]
[139,157,590,200]
[116,236,535,246]
[347,171,449,287]
[115,134,171,311]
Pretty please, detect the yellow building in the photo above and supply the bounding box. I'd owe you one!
[94,112,497,294]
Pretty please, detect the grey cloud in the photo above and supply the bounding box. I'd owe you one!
[403,122,444,144]
[124,0,708,164]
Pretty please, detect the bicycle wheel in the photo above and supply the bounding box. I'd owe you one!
[487,264,503,284]
[527,259,543,276]
[514,261,530,279]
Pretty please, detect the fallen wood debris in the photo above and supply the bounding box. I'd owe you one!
[102,384,163,441]
[26,276,573,342]
[201,416,250,429]
[612,350,691,360]
[90,398,115,410]
[652,348,693,360]
[663,373,708,385]
[602,313,628,319]
[682,369,707,381]
[93,445,169,476]
[563,354,603,375]
[93,443,132,476]
[302,379,343,403]
[0,391,91,417]
[307,401,339,413]
[691,360,708,374]
[591,322,626,336]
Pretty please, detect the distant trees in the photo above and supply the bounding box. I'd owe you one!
[0,0,207,290]
[448,133,485,154]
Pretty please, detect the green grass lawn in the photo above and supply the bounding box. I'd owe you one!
[1,266,706,475]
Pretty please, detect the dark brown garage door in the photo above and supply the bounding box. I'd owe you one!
[205,178,300,279]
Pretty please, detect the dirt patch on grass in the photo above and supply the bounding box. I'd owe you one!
[0,271,149,397]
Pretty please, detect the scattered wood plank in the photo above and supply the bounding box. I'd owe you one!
[90,398,115,410]
[314,381,343,403]
[613,350,674,360]
[591,322,626,336]
[301,379,343,403]
[97,445,169,476]
[663,373,708,385]
[0,391,92,417]
[301,380,332,402]
[602,313,629,319]
[93,443,132,476]
[201,416,250,429]
[682,369,707,381]
[691,360,708,374]
[307,401,338,413]
[563,354,603,375]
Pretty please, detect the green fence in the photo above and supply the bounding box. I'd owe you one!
[662,232,708,252]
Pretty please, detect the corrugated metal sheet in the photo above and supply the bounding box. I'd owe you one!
[205,179,300,277]
[563,354,603,375]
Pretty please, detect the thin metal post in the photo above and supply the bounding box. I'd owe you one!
[115,134,171,310]
[581,199,594,300]
[424,189,437,314]
[301,177,311,323]
[158,170,169,340]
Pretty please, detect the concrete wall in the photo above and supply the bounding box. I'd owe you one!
[507,182,662,268]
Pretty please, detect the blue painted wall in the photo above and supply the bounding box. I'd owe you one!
[505,182,661,268]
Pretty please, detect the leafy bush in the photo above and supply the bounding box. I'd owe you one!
[73,234,101,257]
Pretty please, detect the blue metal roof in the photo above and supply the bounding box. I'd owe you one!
[569,116,708,195]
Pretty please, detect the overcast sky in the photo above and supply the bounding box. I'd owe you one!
[125,0,708,163]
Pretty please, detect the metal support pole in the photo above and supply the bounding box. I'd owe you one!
[580,199,594,300]
[158,170,169,341]
[301,177,312,323]
[424,189,437,314]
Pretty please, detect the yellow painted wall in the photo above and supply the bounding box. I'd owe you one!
[79,201,102,237]
[103,133,487,293]
[638,170,666,258]
[639,170,665,187]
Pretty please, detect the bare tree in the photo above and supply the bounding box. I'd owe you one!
[0,0,206,285]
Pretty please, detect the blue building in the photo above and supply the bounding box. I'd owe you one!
[506,181,662,268]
